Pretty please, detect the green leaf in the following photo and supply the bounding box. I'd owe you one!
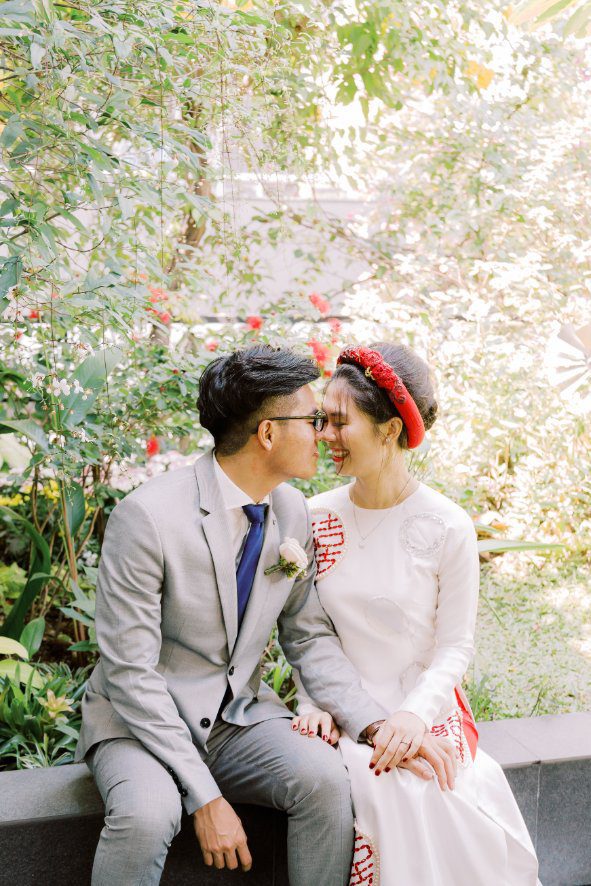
[0,508,51,639]
[64,482,85,536]
[563,1,591,35]
[61,347,124,427]
[0,419,49,453]
[0,637,29,659]
[0,255,22,299]
[538,0,574,22]
[477,539,563,554]
[68,640,98,653]
[19,617,45,658]
[0,661,43,689]
[59,607,94,629]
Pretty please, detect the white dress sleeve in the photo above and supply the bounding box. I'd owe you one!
[396,510,480,730]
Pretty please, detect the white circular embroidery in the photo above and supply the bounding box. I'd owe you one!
[400,512,446,557]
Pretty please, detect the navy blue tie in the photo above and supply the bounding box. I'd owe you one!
[236,504,267,627]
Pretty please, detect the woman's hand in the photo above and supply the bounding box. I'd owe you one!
[291,711,340,745]
[369,710,426,774]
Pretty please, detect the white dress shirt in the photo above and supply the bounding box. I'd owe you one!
[213,455,270,566]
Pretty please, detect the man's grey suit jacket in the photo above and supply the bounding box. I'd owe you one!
[76,450,386,813]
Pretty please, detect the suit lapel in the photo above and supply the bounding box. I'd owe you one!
[231,496,281,662]
[194,453,238,653]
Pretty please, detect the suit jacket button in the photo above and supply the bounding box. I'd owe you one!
[228,666,234,676]
[200,717,211,729]
[181,788,188,797]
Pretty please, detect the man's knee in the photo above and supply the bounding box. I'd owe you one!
[288,744,351,812]
[105,791,183,849]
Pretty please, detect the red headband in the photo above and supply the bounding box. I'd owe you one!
[336,347,425,449]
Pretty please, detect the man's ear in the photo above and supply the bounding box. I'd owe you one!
[257,419,274,451]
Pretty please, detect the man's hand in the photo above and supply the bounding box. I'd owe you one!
[193,796,252,871]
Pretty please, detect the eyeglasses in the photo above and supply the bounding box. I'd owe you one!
[252,410,328,433]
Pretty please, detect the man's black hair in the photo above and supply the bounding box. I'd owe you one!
[197,344,320,455]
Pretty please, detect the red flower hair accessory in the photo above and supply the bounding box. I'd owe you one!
[337,346,425,448]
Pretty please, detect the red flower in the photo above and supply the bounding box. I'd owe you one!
[328,317,341,334]
[324,369,333,378]
[159,312,171,325]
[205,338,219,352]
[246,315,263,330]
[309,293,330,315]
[148,286,168,303]
[308,339,330,368]
[28,310,40,320]
[146,436,160,457]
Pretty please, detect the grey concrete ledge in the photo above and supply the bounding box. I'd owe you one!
[0,762,102,823]
[1,712,590,886]
[478,711,591,768]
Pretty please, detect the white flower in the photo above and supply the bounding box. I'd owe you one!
[81,549,97,566]
[2,302,24,322]
[72,379,84,394]
[31,372,45,388]
[279,537,308,572]
[49,377,71,397]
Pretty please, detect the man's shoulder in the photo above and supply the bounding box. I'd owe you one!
[116,465,197,516]
[272,481,307,510]
[271,482,308,528]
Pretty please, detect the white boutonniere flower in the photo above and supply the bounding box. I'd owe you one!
[265,537,308,580]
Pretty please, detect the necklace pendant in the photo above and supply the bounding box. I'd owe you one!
[358,539,366,549]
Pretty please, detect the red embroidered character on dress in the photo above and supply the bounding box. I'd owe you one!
[311,511,346,578]
[349,831,377,885]
[431,709,468,765]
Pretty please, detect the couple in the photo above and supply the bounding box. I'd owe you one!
[76,341,540,885]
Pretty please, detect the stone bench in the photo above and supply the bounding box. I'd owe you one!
[1,712,590,886]
[478,711,591,886]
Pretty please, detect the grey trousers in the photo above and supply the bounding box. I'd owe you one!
[87,718,354,886]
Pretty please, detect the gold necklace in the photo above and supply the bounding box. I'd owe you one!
[351,476,413,549]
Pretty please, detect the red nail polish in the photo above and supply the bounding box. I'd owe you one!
[323,735,328,741]
[300,729,306,734]
[308,730,314,735]
[375,770,381,776]
[385,767,391,773]
[369,763,375,770]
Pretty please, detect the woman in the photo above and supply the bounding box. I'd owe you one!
[292,343,540,886]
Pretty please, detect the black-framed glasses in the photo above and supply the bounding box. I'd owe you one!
[252,410,328,433]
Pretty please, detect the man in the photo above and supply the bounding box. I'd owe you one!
[77,344,455,885]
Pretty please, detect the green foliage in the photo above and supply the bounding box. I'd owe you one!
[463,673,501,722]
[0,663,90,770]
[59,572,98,655]
[0,507,51,639]
[261,629,297,709]
[0,563,26,619]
